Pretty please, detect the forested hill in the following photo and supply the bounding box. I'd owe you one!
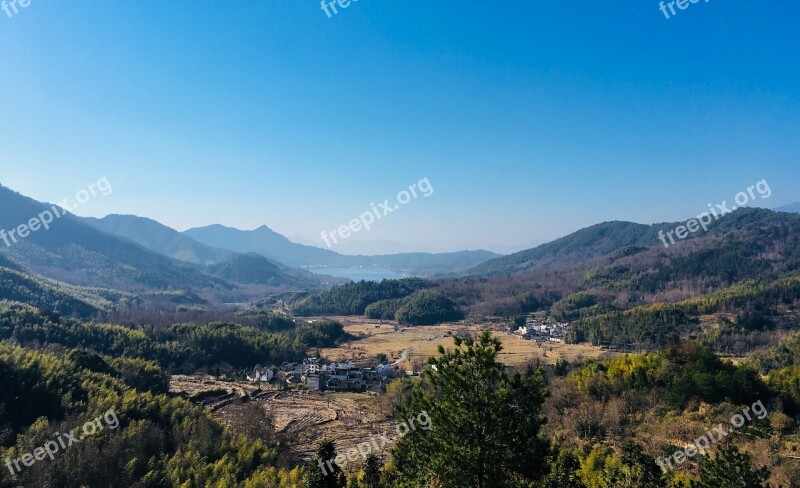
[0,185,230,291]
[467,208,800,276]
[466,221,660,276]
[207,253,325,288]
[0,264,105,318]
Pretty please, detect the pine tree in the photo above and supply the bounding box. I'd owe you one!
[690,445,769,488]
[391,331,549,487]
[306,439,347,488]
[361,454,383,488]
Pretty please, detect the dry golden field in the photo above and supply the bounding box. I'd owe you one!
[313,316,609,369]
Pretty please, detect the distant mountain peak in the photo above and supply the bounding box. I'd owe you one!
[774,202,800,214]
[184,223,499,275]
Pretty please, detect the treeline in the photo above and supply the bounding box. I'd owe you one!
[366,290,464,325]
[291,278,429,316]
[0,301,346,373]
[632,238,772,293]
[747,332,800,410]
[568,274,800,347]
[570,344,768,409]
[550,291,618,321]
[748,332,800,373]
[683,274,800,315]
[568,303,693,347]
[0,266,103,318]
[292,279,465,325]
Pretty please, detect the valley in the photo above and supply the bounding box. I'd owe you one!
[3,5,799,486]
[2,182,800,487]
[314,316,608,368]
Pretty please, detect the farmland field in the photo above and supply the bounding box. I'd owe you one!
[170,375,396,469]
[313,316,610,368]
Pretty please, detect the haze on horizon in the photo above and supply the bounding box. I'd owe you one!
[1,1,798,255]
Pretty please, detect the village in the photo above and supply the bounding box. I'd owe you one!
[171,317,603,463]
[511,318,571,343]
[246,357,396,394]
[243,318,573,396]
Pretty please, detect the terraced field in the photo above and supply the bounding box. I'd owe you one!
[171,375,396,470]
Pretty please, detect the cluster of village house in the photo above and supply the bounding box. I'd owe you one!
[247,358,393,394]
[513,319,570,343]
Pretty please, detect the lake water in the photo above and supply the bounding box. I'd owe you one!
[313,267,407,281]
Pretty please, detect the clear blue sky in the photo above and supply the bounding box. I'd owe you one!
[1,1,798,254]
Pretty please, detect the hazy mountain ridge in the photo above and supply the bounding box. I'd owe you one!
[0,186,327,293]
[82,214,235,265]
[775,202,800,213]
[207,253,327,288]
[0,185,233,291]
[81,214,337,288]
[185,224,500,275]
[185,224,342,267]
[5,181,799,319]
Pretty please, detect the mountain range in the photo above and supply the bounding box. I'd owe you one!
[3,182,800,321]
[0,185,230,291]
[0,185,347,298]
[81,216,498,276]
[0,184,498,305]
[183,224,500,275]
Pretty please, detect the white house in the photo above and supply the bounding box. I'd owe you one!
[247,368,274,383]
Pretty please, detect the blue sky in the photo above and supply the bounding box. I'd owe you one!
[1,1,798,254]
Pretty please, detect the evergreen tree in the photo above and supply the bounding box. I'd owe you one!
[391,331,549,487]
[542,448,586,488]
[689,445,769,488]
[306,439,347,488]
[361,454,383,488]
